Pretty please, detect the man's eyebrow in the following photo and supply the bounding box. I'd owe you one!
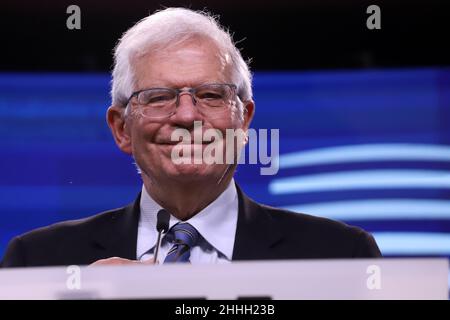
[138,79,228,89]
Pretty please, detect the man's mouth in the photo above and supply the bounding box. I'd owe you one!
[156,141,212,146]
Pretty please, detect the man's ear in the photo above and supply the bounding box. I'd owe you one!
[106,106,132,154]
[242,100,255,131]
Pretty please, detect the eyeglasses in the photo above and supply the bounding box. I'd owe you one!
[126,83,238,119]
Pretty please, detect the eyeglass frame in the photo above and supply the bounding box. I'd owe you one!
[125,82,240,109]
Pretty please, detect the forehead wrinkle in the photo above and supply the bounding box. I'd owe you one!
[136,74,229,90]
[133,41,233,90]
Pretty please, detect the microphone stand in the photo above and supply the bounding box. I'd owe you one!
[153,209,170,264]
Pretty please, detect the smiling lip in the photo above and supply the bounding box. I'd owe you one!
[157,141,212,145]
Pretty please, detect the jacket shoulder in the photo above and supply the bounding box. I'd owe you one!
[262,203,363,234]
[18,207,126,242]
[260,203,381,258]
[1,206,127,268]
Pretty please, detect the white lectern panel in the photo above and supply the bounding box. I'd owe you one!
[0,259,447,299]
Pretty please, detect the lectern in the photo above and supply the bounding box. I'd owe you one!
[0,259,448,299]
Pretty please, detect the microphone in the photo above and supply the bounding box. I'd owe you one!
[153,209,170,264]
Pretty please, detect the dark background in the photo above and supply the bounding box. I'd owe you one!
[1,0,449,72]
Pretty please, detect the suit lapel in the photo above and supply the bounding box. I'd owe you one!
[90,194,141,260]
[89,186,283,262]
[232,185,283,260]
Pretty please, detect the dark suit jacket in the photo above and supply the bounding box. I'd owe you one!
[1,186,381,267]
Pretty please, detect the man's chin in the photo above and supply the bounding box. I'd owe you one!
[164,162,224,182]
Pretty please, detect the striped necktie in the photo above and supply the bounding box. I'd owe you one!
[164,223,199,263]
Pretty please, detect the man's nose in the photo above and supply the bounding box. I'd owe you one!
[169,93,202,128]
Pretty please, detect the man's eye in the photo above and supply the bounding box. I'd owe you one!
[147,94,173,103]
[197,91,223,100]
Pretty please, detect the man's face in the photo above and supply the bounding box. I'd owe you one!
[111,39,254,185]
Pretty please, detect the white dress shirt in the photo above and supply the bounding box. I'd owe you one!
[136,179,239,264]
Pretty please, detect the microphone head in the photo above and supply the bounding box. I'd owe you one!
[156,209,170,233]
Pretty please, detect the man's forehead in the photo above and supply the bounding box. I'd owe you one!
[133,41,232,89]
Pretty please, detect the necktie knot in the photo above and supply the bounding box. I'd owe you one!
[171,223,199,248]
[164,223,199,263]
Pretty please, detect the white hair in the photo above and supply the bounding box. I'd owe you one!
[110,7,253,109]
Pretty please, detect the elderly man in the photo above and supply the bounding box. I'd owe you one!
[1,8,380,268]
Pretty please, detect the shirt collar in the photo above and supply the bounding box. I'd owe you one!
[137,179,238,260]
